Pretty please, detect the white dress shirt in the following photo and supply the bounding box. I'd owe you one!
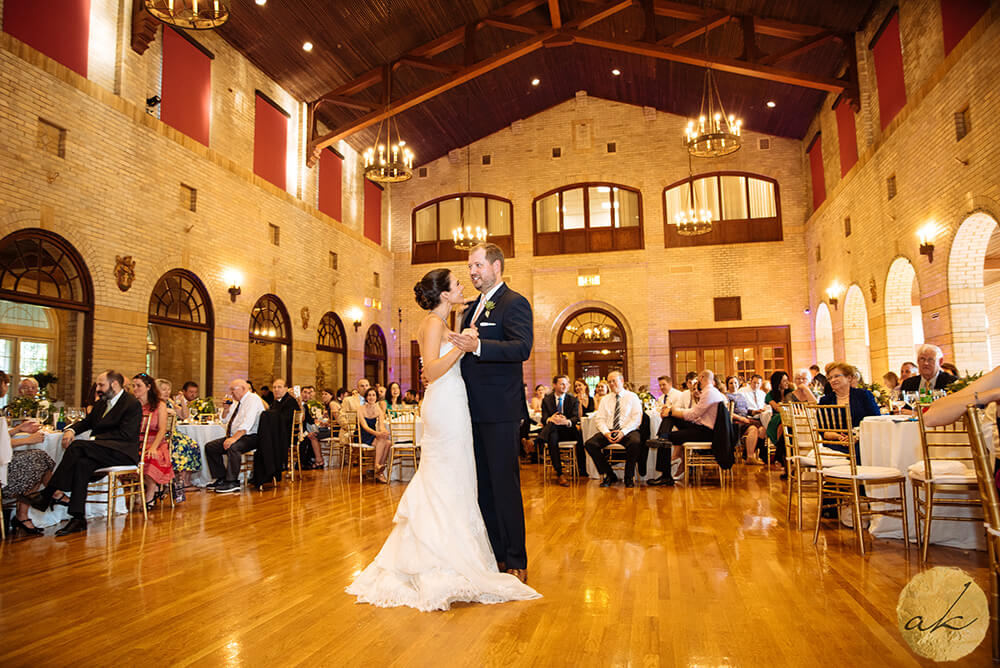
[228,392,266,436]
[681,385,725,429]
[675,389,694,410]
[739,387,766,411]
[657,387,683,410]
[594,389,643,436]
[472,281,505,357]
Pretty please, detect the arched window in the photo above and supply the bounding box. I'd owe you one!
[412,193,514,264]
[663,172,781,247]
[147,269,214,391]
[557,309,627,391]
[249,294,292,387]
[364,324,387,387]
[0,229,93,404]
[316,311,347,391]
[533,183,643,256]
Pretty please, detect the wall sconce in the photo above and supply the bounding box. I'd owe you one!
[826,281,843,310]
[918,224,937,263]
[223,269,242,303]
[348,307,363,332]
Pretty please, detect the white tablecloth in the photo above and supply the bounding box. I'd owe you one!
[18,430,127,528]
[581,410,662,480]
[176,422,225,487]
[860,415,989,550]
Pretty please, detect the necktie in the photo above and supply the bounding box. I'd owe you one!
[557,395,563,414]
[102,400,112,418]
[471,296,486,324]
[226,400,241,437]
[612,393,621,431]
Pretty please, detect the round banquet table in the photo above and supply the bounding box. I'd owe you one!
[581,410,662,480]
[176,422,225,487]
[860,414,993,550]
[18,429,127,528]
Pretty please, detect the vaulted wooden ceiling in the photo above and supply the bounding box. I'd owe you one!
[217,0,876,166]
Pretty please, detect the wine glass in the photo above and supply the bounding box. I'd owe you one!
[902,391,918,408]
[37,406,49,426]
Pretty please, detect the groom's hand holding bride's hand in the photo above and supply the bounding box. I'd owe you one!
[448,326,479,353]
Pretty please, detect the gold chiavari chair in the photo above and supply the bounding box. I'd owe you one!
[387,413,419,480]
[965,406,1000,662]
[540,439,580,482]
[159,412,178,508]
[911,408,983,561]
[320,413,342,467]
[87,413,154,521]
[806,403,909,556]
[337,410,358,471]
[240,450,256,488]
[347,411,377,484]
[286,410,303,481]
[781,403,811,529]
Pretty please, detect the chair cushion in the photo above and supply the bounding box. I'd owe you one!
[907,460,977,483]
[683,442,712,449]
[94,465,139,474]
[824,465,904,480]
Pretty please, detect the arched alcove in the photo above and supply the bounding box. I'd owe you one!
[884,257,923,374]
[948,210,1000,371]
[814,302,834,369]
[843,284,871,382]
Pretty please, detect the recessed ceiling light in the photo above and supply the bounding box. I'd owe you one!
[255,0,266,5]
[611,68,621,76]
[766,100,776,108]
[531,78,540,86]
[302,42,314,52]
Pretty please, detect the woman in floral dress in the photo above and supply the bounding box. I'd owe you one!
[131,374,172,509]
[156,378,200,502]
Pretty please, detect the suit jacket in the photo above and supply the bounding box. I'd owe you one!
[460,283,533,423]
[68,392,144,462]
[900,371,957,393]
[711,402,736,470]
[538,392,580,440]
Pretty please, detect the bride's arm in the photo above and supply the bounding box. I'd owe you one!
[420,316,465,383]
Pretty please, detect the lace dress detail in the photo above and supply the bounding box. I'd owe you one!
[346,341,540,611]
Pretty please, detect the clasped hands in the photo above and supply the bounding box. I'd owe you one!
[547,413,572,427]
[447,326,480,353]
[604,429,624,443]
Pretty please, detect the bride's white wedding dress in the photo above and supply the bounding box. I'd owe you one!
[346,341,540,611]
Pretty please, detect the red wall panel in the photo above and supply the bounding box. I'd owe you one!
[872,13,907,130]
[318,149,343,221]
[364,180,382,245]
[941,0,989,55]
[3,0,90,77]
[253,94,287,190]
[808,138,825,211]
[160,28,211,146]
[835,102,858,177]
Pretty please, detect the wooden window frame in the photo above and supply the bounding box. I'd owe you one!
[663,171,782,248]
[411,192,514,264]
[532,182,644,257]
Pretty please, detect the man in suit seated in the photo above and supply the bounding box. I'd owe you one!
[205,379,266,494]
[584,370,643,488]
[648,369,724,486]
[900,344,958,394]
[25,370,142,536]
[534,374,581,487]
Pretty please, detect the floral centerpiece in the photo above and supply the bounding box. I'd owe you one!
[188,396,217,417]
[858,381,891,410]
[30,371,58,398]
[637,390,655,411]
[946,371,983,394]
[6,394,49,418]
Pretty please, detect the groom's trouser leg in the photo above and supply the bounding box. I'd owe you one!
[473,421,527,570]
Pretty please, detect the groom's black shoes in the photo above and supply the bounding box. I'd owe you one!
[646,476,674,487]
[599,473,618,487]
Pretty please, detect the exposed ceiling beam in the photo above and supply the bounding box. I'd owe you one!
[577,0,635,30]
[759,30,839,66]
[549,0,562,28]
[481,17,548,34]
[315,96,376,112]
[652,0,832,40]
[393,55,462,74]
[657,12,732,47]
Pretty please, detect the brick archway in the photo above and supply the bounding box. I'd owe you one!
[947,211,999,371]
[843,284,871,381]
[814,301,834,369]
[884,257,922,375]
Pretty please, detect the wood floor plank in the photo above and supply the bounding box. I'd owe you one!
[0,464,991,666]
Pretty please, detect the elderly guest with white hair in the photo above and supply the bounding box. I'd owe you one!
[899,344,958,393]
[17,376,39,397]
[203,379,266,494]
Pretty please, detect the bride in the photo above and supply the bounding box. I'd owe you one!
[346,268,540,611]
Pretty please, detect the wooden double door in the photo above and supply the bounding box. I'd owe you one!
[669,326,791,382]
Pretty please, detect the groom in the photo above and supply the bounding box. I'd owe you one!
[449,243,533,583]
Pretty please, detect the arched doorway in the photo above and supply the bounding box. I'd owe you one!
[364,324,387,386]
[0,229,93,404]
[948,211,1000,371]
[814,302,834,369]
[557,308,627,392]
[248,294,292,388]
[147,269,213,391]
[884,257,923,374]
[316,311,347,392]
[843,284,872,382]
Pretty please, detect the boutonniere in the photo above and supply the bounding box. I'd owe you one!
[483,300,496,318]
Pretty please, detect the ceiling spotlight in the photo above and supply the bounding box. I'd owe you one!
[611,68,621,76]
[766,100,776,108]
[302,41,314,52]
[255,0,266,5]
[531,78,540,86]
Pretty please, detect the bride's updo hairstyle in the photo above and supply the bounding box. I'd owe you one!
[414,268,452,310]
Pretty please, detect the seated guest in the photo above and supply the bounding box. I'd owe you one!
[0,370,54,536]
[529,384,546,414]
[657,375,682,410]
[809,364,828,390]
[573,378,595,416]
[648,375,685,472]
[593,379,610,405]
[535,375,582,486]
[358,387,391,483]
[900,344,958,394]
[172,380,199,421]
[789,369,817,402]
[584,371,643,488]
[764,371,790,466]
[268,378,299,418]
[819,362,881,461]
[323,388,340,423]
[300,385,329,469]
[738,374,767,414]
[25,370,142,536]
[725,375,762,464]
[402,388,419,405]
[385,381,405,413]
[131,373,172,509]
[17,376,39,398]
[339,378,370,444]
[376,384,387,405]
[156,378,200,502]
[259,384,275,405]
[899,361,919,385]
[676,372,699,410]
[940,362,960,378]
[883,371,900,396]
[649,369,725,486]
[204,379,266,494]
[83,382,100,415]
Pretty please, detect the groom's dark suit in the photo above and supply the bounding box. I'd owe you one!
[460,282,533,570]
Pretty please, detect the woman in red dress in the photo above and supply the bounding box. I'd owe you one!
[132,373,173,509]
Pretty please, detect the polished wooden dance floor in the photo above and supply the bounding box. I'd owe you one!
[0,464,991,666]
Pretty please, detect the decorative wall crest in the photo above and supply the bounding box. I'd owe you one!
[300,306,310,330]
[115,255,136,292]
[869,277,878,304]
